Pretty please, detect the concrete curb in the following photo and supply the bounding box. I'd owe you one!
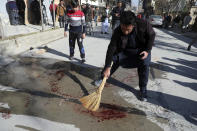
[0,28,64,56]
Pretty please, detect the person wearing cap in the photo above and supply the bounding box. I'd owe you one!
[94,11,155,101]
[111,0,124,31]
[6,0,19,25]
[64,0,86,63]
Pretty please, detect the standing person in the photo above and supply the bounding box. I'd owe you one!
[49,0,57,26]
[30,0,41,25]
[164,13,171,29]
[84,4,93,35]
[16,0,26,25]
[64,0,86,63]
[94,11,155,101]
[101,5,110,34]
[94,7,99,26]
[111,1,124,31]
[182,12,192,32]
[57,0,66,28]
[172,14,181,28]
[6,0,19,25]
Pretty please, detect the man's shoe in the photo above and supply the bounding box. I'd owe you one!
[81,58,86,63]
[105,32,109,34]
[69,56,74,60]
[139,92,147,102]
[94,79,102,87]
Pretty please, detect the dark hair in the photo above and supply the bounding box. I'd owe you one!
[120,11,136,26]
[117,0,122,3]
[71,0,79,8]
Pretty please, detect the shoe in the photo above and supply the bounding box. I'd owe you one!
[139,92,147,102]
[94,79,102,87]
[105,32,109,34]
[187,45,191,51]
[69,56,74,60]
[81,58,86,63]
[101,32,103,34]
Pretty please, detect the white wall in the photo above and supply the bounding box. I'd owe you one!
[0,0,9,19]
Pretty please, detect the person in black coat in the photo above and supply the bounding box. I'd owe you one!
[16,0,26,25]
[30,0,41,25]
[111,1,124,31]
[94,11,156,101]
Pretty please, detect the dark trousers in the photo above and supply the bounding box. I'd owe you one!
[58,15,64,28]
[9,10,19,25]
[50,11,56,26]
[102,51,151,93]
[69,32,85,58]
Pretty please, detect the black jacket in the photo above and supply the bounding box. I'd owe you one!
[111,6,124,21]
[104,18,155,68]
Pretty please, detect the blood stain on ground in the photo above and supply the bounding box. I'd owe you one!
[51,87,59,92]
[75,104,127,122]
[55,70,65,81]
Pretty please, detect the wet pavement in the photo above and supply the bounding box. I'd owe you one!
[0,56,165,131]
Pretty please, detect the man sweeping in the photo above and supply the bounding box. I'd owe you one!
[64,0,86,63]
[94,11,155,101]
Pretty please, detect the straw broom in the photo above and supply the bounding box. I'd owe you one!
[79,76,107,111]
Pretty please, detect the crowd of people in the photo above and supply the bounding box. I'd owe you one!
[162,12,195,33]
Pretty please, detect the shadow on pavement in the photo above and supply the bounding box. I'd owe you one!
[156,28,194,44]
[154,41,197,57]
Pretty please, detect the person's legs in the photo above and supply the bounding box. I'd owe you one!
[101,22,105,33]
[69,32,77,59]
[137,53,151,101]
[104,22,109,33]
[94,16,98,26]
[9,11,15,25]
[187,37,197,51]
[76,33,85,61]
[51,12,54,26]
[62,16,65,28]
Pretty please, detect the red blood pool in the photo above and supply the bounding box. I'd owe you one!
[51,87,58,92]
[55,70,65,80]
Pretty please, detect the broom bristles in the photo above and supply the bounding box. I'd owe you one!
[79,77,107,111]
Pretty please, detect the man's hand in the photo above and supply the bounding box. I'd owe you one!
[103,67,111,78]
[115,13,120,17]
[140,51,148,60]
[64,32,67,37]
[82,33,86,39]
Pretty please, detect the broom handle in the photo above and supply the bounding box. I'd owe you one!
[97,62,113,94]
[97,76,107,94]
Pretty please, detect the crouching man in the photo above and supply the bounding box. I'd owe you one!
[95,11,155,101]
